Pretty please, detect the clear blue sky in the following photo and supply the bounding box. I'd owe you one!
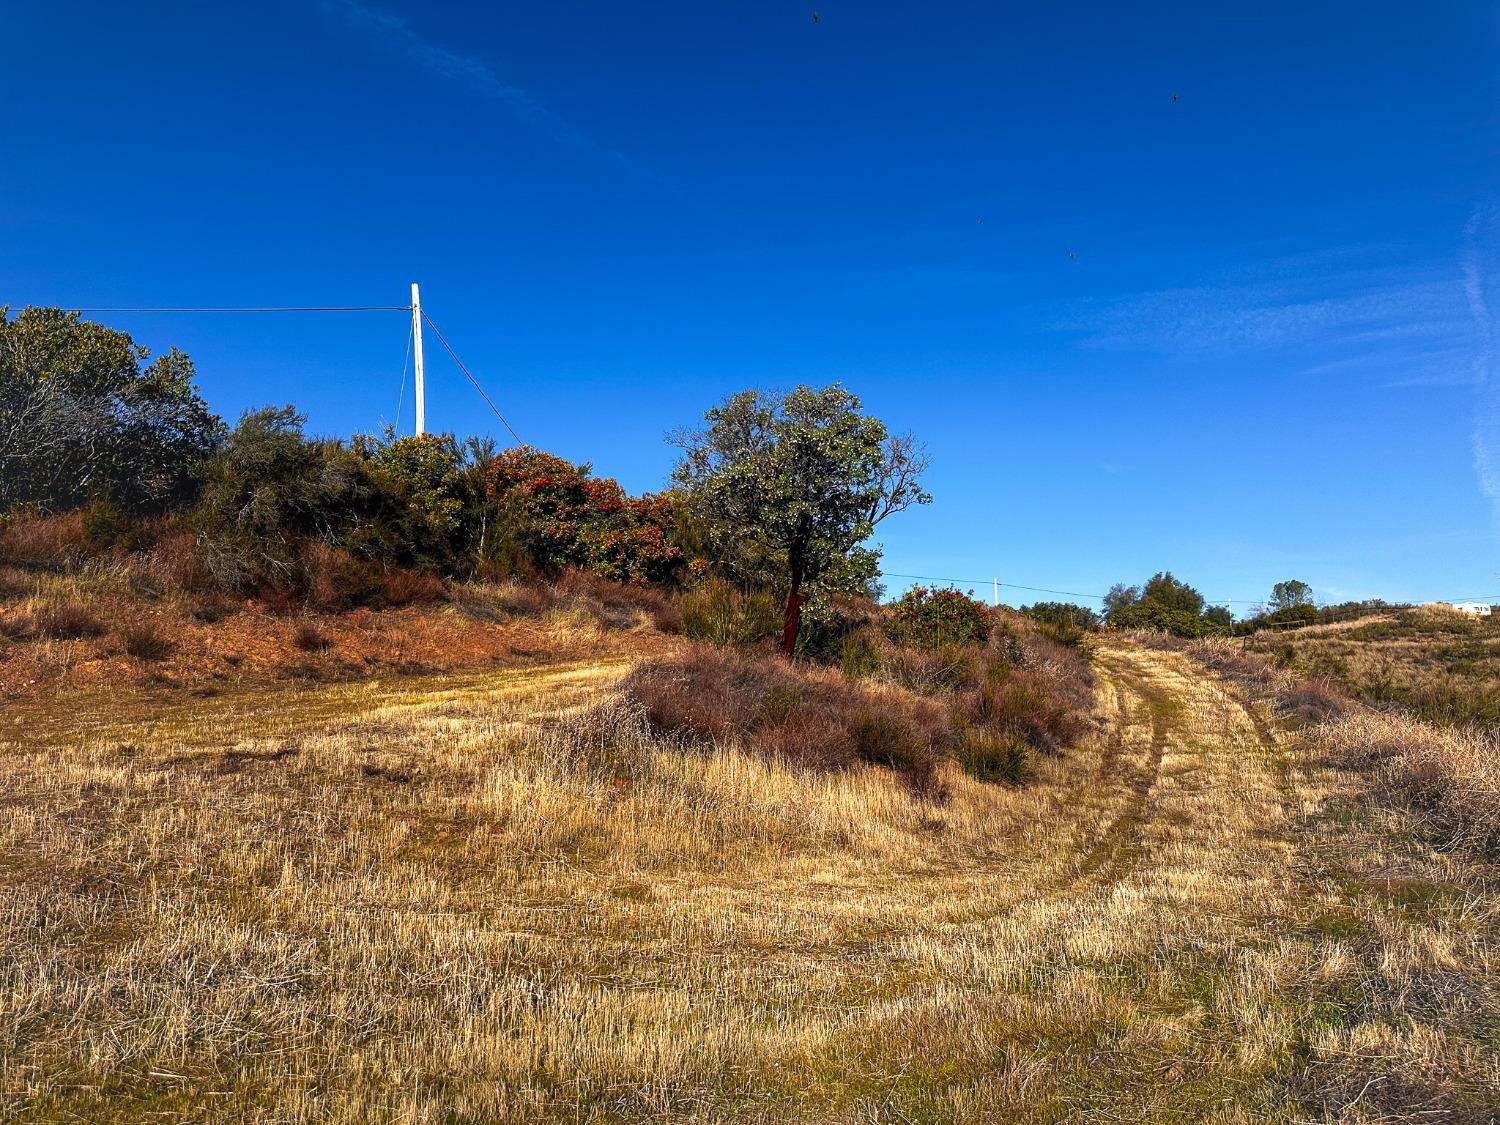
[6,1,1500,611]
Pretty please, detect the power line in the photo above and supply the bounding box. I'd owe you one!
[67,305,409,313]
[420,311,523,446]
[393,320,414,432]
[880,571,1109,601]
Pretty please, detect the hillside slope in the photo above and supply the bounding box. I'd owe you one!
[2,640,1497,1122]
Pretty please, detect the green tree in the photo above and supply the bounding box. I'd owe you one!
[1140,571,1205,616]
[1269,579,1314,612]
[0,307,222,513]
[1105,571,1228,636]
[1103,583,1139,621]
[673,384,930,656]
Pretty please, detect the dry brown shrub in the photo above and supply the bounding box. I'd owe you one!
[0,566,31,602]
[140,531,219,594]
[623,645,956,797]
[975,665,1087,754]
[0,602,104,641]
[1316,710,1500,854]
[292,621,332,652]
[0,512,89,567]
[379,569,446,608]
[1277,678,1349,725]
[299,543,381,611]
[555,569,680,632]
[120,624,174,661]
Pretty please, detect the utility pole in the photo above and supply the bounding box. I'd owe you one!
[993,577,999,607]
[411,282,426,436]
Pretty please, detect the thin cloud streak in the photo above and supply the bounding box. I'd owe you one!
[1058,264,1469,360]
[322,0,640,171]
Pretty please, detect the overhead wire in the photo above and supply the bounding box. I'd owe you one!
[420,311,524,445]
[394,320,414,432]
[68,305,408,313]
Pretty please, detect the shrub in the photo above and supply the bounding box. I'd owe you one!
[1019,601,1099,646]
[622,645,954,797]
[0,307,223,516]
[379,569,446,608]
[886,587,991,649]
[1278,678,1349,726]
[839,629,881,679]
[292,621,331,652]
[121,625,173,661]
[1,602,104,641]
[300,543,384,611]
[485,447,681,584]
[0,511,90,568]
[957,731,1030,784]
[680,578,781,647]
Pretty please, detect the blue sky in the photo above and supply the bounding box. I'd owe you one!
[5,1,1500,611]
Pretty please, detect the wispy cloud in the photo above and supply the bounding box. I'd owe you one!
[1464,203,1500,552]
[323,0,627,165]
[1055,251,1472,363]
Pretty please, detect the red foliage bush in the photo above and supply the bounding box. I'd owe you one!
[486,447,681,584]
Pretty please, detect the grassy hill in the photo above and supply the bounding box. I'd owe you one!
[3,618,1499,1120]
[1245,604,1500,728]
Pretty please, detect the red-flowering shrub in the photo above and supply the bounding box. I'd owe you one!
[886,586,992,649]
[485,447,681,584]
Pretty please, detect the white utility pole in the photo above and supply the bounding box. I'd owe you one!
[993,577,1000,607]
[411,282,426,436]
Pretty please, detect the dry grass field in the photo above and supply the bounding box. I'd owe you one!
[3,639,1498,1122]
[1246,605,1500,728]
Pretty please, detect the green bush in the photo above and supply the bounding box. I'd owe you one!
[839,630,881,679]
[957,732,1029,784]
[1019,601,1099,646]
[680,578,782,647]
[886,586,991,649]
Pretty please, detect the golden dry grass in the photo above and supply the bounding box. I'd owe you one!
[1,641,1497,1122]
[1246,605,1500,727]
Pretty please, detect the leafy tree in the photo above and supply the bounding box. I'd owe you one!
[195,407,409,589]
[1140,571,1205,616]
[1103,583,1139,620]
[1105,571,1229,636]
[673,384,930,656]
[1202,605,1233,628]
[1269,579,1314,613]
[0,307,222,513]
[356,430,470,567]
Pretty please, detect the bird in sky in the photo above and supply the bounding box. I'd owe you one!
[812,12,820,23]
[1069,251,1077,260]
[1172,93,1180,102]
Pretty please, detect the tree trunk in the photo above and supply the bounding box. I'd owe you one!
[781,556,805,659]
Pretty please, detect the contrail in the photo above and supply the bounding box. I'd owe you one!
[1464,204,1500,556]
[322,0,627,164]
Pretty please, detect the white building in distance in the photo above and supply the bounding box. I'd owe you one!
[1449,601,1493,616]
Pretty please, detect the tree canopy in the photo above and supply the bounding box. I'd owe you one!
[0,307,222,514]
[673,384,930,655]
